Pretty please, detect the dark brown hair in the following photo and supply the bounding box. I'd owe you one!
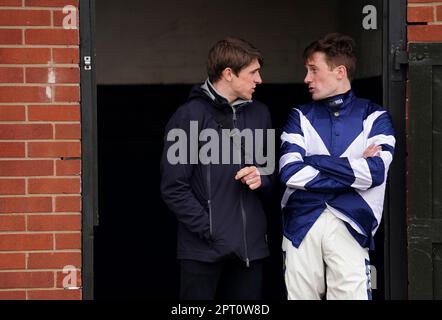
[207,37,263,83]
[303,33,357,81]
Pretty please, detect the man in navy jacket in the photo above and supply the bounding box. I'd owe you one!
[160,38,274,300]
[280,33,395,300]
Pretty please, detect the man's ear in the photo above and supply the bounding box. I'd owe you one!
[335,65,348,80]
[221,67,233,82]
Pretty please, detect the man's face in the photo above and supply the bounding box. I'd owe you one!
[304,52,340,101]
[230,58,263,100]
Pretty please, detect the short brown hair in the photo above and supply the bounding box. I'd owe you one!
[303,33,357,81]
[207,37,263,83]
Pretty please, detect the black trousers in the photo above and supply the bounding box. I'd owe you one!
[179,258,265,300]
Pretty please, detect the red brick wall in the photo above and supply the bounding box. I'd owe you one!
[408,0,442,41]
[0,0,81,300]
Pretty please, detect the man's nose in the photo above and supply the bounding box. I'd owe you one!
[255,72,263,84]
[304,73,311,84]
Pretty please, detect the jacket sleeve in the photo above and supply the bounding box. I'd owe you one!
[279,108,353,193]
[160,106,210,240]
[303,111,396,190]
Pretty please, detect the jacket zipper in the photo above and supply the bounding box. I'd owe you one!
[207,165,213,240]
[232,106,250,268]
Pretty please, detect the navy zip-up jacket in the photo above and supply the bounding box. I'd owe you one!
[160,80,273,263]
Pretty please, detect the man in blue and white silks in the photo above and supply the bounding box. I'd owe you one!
[280,33,395,300]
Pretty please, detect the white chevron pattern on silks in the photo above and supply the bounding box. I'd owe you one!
[281,108,395,237]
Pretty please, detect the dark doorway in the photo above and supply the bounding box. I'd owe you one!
[93,0,387,300]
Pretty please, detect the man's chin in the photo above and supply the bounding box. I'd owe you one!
[311,95,321,101]
[311,92,326,101]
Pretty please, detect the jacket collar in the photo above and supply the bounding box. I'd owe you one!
[201,79,252,109]
[319,90,354,114]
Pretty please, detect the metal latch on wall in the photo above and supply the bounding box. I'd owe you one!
[394,49,409,71]
[84,56,92,71]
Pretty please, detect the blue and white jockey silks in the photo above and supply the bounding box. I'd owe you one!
[280,90,395,250]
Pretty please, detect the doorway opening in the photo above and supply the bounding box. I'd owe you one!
[93,0,386,299]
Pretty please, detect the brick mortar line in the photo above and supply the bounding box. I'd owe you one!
[0,194,81,198]
[0,246,80,250]
[11,214,82,217]
[0,230,81,234]
[0,211,80,214]
[2,179,81,182]
[0,65,79,69]
[0,247,82,251]
[0,227,81,231]
[0,83,79,86]
[408,2,442,7]
[0,289,81,294]
[50,7,54,28]
[0,255,81,259]
[0,7,77,10]
[51,121,55,140]
[50,45,54,66]
[0,177,31,179]
[24,205,28,230]
[24,140,29,159]
[0,172,80,176]
[25,6,79,10]
[0,87,79,90]
[0,269,81,273]
[0,138,80,141]
[2,81,81,85]
[0,289,39,292]
[25,289,82,290]
[24,104,28,122]
[0,26,78,30]
[0,175,79,178]
[0,198,81,200]
[0,45,79,48]
[0,248,81,252]
[0,159,79,161]
[0,178,79,180]
[0,231,81,236]
[0,102,79,105]
[0,213,81,215]
[0,121,81,124]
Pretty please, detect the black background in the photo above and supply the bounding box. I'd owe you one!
[94,78,382,300]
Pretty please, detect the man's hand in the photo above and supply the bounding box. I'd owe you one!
[235,166,261,190]
[363,144,382,158]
